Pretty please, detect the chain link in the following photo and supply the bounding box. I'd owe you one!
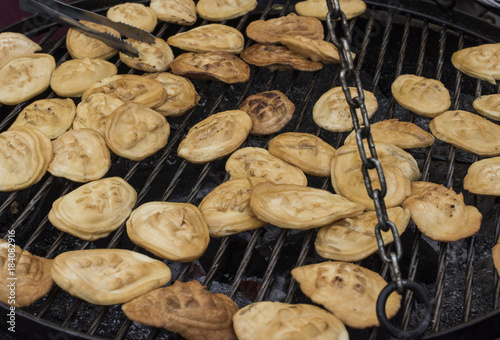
[325,0,433,337]
[326,0,401,289]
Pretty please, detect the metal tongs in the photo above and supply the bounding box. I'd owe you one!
[19,0,156,57]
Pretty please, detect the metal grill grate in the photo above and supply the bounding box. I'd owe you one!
[1,0,500,339]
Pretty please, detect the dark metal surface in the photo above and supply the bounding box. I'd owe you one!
[1,0,500,339]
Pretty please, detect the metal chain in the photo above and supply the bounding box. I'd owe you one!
[325,0,404,293]
[325,1,433,338]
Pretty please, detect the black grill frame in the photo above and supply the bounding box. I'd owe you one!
[1,0,500,339]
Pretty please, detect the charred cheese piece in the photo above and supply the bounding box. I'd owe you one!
[122,280,239,340]
[246,13,324,44]
[0,239,54,308]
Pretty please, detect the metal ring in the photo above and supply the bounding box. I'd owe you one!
[377,280,434,339]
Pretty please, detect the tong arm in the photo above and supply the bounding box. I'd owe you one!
[19,0,156,57]
[46,0,155,43]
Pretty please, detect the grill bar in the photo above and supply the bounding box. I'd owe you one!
[432,242,449,332]
[284,229,316,303]
[371,12,393,93]
[386,18,411,121]
[416,22,429,77]
[228,229,264,299]
[255,228,288,302]
[463,234,476,323]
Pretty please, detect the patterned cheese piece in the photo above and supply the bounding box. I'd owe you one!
[343,119,435,149]
[81,74,168,109]
[226,147,308,186]
[268,132,336,177]
[473,94,500,121]
[50,58,118,97]
[196,0,257,21]
[249,182,364,230]
[233,301,349,340]
[119,38,174,72]
[391,74,451,117]
[0,126,49,191]
[335,142,421,182]
[126,202,210,262]
[49,177,137,241]
[331,144,412,210]
[0,239,53,308]
[452,43,500,84]
[429,110,500,157]
[0,53,55,105]
[0,32,41,60]
[315,207,410,262]
[177,110,251,163]
[238,90,295,135]
[143,72,199,117]
[167,24,244,54]
[48,129,111,183]
[199,177,268,237]
[66,21,119,60]
[10,98,76,139]
[150,0,197,25]
[107,2,157,32]
[280,35,352,64]
[291,261,401,329]
[171,51,250,83]
[105,102,170,161]
[246,13,324,44]
[73,94,124,136]
[51,249,171,305]
[295,0,367,20]
[464,156,500,196]
[122,280,239,340]
[313,86,378,132]
[402,181,482,242]
[29,127,53,185]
